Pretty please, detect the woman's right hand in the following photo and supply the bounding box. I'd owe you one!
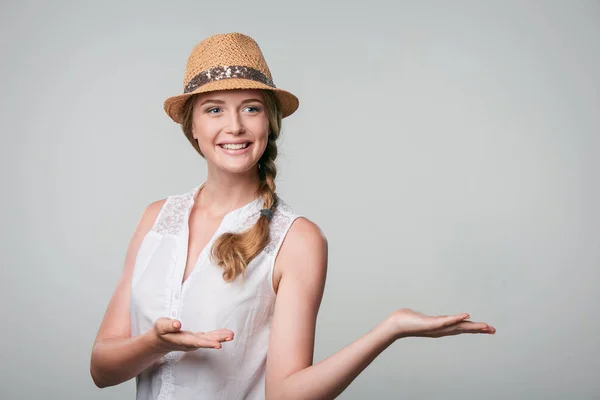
[149,317,234,352]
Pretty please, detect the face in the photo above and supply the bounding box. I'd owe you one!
[191,89,270,175]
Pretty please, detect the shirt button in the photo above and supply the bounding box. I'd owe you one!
[174,293,180,300]
[171,311,177,318]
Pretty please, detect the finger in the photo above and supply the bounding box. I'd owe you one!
[155,318,181,335]
[437,313,470,328]
[446,321,489,332]
[200,330,235,343]
[483,325,496,334]
[162,331,223,350]
[435,327,495,337]
[171,320,182,331]
[464,322,496,333]
[210,328,235,336]
[429,322,494,337]
[457,321,489,330]
[424,320,481,336]
[201,328,234,338]
[192,337,225,349]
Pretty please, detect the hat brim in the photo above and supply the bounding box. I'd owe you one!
[163,78,299,124]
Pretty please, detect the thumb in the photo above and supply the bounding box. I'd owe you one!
[170,319,182,332]
[156,317,182,335]
[438,313,470,327]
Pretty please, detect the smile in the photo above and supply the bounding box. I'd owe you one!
[218,142,251,150]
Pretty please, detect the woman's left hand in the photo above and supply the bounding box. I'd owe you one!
[385,308,496,340]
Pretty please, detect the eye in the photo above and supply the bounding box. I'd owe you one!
[207,107,222,114]
[244,106,261,113]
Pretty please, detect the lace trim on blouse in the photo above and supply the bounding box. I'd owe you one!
[237,198,296,256]
[152,192,194,236]
[151,189,297,256]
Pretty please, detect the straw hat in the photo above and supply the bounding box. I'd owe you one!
[164,33,299,124]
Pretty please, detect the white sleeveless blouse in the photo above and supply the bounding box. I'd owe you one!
[130,184,301,400]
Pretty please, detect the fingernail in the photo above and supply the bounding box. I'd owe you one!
[225,337,232,341]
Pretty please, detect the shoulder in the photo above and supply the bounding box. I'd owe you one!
[141,185,195,222]
[272,197,327,254]
[269,197,327,255]
[145,198,167,219]
[137,186,196,235]
[273,215,328,293]
[135,198,167,235]
[286,217,327,251]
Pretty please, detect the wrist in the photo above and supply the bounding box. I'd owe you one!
[376,316,403,344]
[382,313,409,341]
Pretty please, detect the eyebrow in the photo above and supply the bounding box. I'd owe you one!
[199,98,264,107]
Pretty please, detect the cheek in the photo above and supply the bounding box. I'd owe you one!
[253,142,268,159]
[247,115,269,133]
[255,122,270,143]
[255,132,269,154]
[193,123,218,146]
[194,135,218,160]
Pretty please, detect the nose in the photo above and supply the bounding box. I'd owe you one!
[224,110,245,135]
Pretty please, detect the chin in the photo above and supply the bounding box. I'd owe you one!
[216,162,258,175]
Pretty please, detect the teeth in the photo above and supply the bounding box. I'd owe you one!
[221,143,249,150]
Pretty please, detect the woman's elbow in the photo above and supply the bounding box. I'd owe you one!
[265,384,282,400]
[90,366,108,389]
[89,351,114,389]
[265,381,292,400]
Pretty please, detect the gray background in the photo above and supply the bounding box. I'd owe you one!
[1,0,599,399]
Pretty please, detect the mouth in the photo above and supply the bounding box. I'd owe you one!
[218,142,252,150]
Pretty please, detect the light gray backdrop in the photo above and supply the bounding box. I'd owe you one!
[1,0,599,399]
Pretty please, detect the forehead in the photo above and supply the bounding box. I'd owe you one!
[194,89,264,105]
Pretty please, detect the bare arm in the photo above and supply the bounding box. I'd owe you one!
[91,198,236,388]
[267,218,389,400]
[90,199,169,388]
[265,218,495,400]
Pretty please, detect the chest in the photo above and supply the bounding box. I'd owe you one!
[183,210,223,283]
[130,226,277,332]
[129,190,298,337]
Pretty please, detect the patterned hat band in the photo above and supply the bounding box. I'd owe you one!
[184,65,276,94]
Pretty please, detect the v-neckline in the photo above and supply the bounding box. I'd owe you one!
[180,183,262,292]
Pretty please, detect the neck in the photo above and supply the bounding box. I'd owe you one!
[195,166,262,217]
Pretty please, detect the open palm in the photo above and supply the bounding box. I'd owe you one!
[151,317,234,352]
[388,308,495,339]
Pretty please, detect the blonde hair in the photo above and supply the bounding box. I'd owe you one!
[180,90,282,282]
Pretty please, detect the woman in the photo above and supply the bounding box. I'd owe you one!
[90,32,495,399]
